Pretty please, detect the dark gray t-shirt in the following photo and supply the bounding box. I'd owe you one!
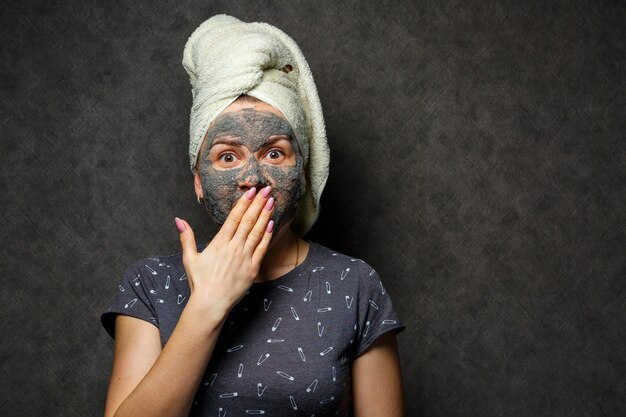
[101,240,405,416]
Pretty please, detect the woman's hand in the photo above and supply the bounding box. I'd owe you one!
[174,186,275,315]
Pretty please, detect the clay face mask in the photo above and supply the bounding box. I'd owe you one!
[198,108,306,232]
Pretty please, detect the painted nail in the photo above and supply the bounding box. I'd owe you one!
[266,220,274,233]
[265,197,275,211]
[260,185,272,198]
[246,187,257,199]
[175,217,186,233]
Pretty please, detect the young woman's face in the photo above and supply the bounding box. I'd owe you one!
[195,99,306,233]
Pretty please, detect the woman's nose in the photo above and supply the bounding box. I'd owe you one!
[237,160,268,189]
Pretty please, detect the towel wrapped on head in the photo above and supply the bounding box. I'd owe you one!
[182,14,329,236]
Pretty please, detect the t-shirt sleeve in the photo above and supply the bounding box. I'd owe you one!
[100,261,159,339]
[354,260,406,357]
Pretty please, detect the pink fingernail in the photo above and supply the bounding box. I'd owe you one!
[246,187,257,199]
[260,185,272,198]
[266,220,274,233]
[265,197,275,211]
[174,217,186,233]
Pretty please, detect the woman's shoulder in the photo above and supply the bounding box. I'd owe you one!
[124,242,206,268]
[118,241,206,285]
[307,241,377,275]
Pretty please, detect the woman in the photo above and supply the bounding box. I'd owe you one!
[101,15,405,417]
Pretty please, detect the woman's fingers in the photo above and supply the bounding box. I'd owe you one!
[175,217,197,292]
[217,187,258,241]
[232,186,273,244]
[251,220,274,266]
[243,196,275,254]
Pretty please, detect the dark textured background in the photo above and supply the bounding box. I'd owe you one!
[1,0,624,416]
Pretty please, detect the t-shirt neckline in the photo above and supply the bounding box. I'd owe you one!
[195,239,319,290]
[250,239,319,289]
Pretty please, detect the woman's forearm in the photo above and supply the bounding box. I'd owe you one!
[113,296,227,417]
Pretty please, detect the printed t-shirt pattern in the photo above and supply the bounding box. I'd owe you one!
[101,241,405,416]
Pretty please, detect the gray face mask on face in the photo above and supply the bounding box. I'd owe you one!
[198,108,306,232]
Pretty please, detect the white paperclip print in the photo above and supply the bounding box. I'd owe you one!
[132,274,140,287]
[298,347,306,362]
[204,373,217,386]
[179,273,187,281]
[144,264,157,275]
[155,299,164,304]
[326,282,331,294]
[177,294,186,304]
[368,300,379,310]
[317,307,332,313]
[364,321,371,337]
[320,346,333,356]
[165,275,170,289]
[380,280,385,294]
[276,371,294,381]
[277,285,293,292]
[382,319,397,325]
[312,266,324,272]
[219,392,238,398]
[257,382,267,397]
[317,322,324,337]
[303,290,312,302]
[341,267,351,280]
[246,410,265,415]
[306,379,318,393]
[267,339,284,343]
[263,298,272,311]
[290,396,298,410]
[227,345,244,353]
[291,307,300,321]
[332,366,336,381]
[219,407,226,417]
[271,317,282,331]
[238,363,244,378]
[345,296,354,308]
[320,396,335,405]
[341,353,347,364]
[118,285,125,292]
[257,353,270,365]
[149,289,156,295]
[369,269,376,276]
[124,298,137,309]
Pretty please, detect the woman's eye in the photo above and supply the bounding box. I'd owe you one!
[266,150,284,160]
[218,153,237,163]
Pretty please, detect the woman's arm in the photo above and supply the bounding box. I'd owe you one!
[351,331,404,417]
[104,300,226,417]
[104,316,161,417]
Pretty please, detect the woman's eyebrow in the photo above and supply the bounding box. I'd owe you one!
[209,136,242,148]
[262,135,292,146]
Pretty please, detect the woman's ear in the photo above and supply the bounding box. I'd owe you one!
[194,168,203,198]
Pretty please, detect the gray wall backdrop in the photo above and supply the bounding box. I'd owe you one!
[1,0,624,416]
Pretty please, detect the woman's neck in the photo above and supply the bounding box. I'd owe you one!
[256,228,309,282]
